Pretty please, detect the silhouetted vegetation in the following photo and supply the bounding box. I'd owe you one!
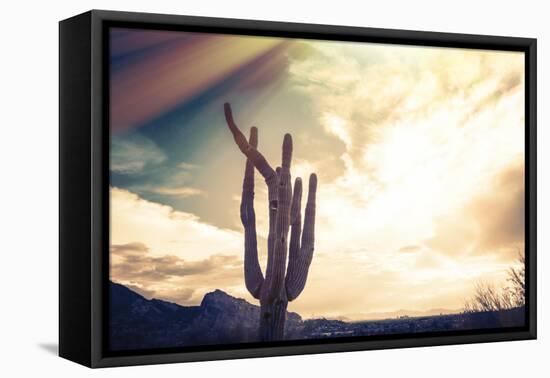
[463,252,525,313]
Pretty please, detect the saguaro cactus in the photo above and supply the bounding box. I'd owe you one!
[224,103,317,342]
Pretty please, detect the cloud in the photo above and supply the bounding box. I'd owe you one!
[110,241,243,305]
[111,241,240,282]
[158,288,196,304]
[426,162,524,261]
[111,187,243,261]
[150,186,206,198]
[285,42,524,257]
[110,188,247,305]
[425,215,477,257]
[111,134,166,174]
[289,42,524,173]
[177,162,199,170]
[287,247,510,319]
[463,70,523,124]
[469,163,525,254]
[121,280,196,304]
[398,245,421,253]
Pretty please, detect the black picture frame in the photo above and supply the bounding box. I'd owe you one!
[59,9,537,368]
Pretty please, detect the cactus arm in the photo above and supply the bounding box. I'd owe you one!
[266,134,293,300]
[285,177,302,295]
[241,127,264,299]
[286,173,317,301]
[224,103,281,298]
[224,103,276,180]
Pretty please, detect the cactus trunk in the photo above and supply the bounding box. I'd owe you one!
[259,296,288,341]
[224,103,318,342]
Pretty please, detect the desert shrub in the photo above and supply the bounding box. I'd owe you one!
[463,252,525,313]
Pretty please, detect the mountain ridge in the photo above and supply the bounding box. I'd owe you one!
[109,281,524,351]
[338,307,462,322]
[109,281,303,350]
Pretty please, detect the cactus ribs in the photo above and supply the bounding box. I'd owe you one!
[224,103,318,342]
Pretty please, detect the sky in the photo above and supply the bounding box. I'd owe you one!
[109,27,525,320]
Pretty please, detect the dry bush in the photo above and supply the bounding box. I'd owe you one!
[463,251,525,313]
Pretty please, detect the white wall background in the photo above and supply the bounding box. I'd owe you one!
[0,0,546,376]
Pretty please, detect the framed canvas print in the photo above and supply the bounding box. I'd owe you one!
[59,10,537,368]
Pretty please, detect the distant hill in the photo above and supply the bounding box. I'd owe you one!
[109,282,525,351]
[109,282,302,351]
[342,308,462,321]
